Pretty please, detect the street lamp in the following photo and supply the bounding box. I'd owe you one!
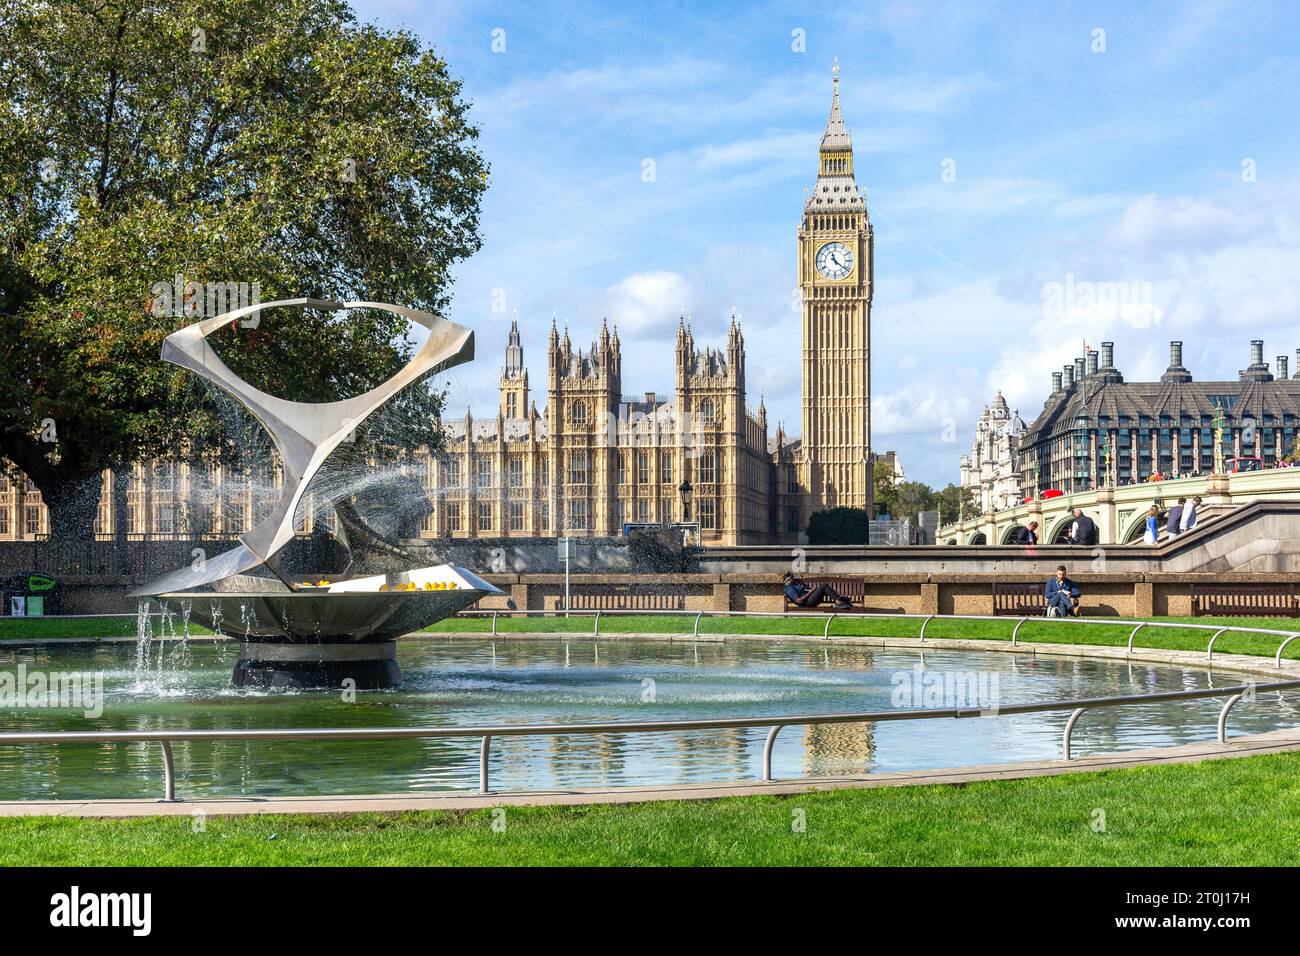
[1212,403,1227,475]
[677,478,693,547]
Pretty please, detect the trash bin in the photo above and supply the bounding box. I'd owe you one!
[3,573,57,616]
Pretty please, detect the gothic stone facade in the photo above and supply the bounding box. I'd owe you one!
[423,314,777,545]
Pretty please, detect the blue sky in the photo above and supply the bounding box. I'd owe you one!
[353,0,1300,486]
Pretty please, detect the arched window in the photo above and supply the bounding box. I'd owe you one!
[571,401,587,424]
[699,399,715,424]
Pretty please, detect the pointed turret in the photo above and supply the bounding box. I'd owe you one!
[821,57,851,150]
[806,59,864,213]
[500,317,529,418]
[503,314,524,378]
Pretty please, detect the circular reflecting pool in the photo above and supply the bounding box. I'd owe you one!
[0,636,1295,800]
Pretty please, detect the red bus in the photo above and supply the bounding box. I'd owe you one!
[1226,456,1263,473]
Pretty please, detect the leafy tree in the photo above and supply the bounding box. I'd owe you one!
[870,455,897,518]
[933,483,980,524]
[892,480,936,522]
[1286,434,1300,465]
[0,0,487,542]
[806,507,868,545]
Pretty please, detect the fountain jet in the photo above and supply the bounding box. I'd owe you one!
[133,299,501,688]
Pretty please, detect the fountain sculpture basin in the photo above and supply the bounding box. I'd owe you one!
[161,564,501,689]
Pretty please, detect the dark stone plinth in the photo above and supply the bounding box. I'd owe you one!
[233,640,402,690]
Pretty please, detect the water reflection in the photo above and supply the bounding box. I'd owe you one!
[0,638,1295,799]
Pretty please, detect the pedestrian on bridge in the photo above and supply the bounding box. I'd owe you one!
[1068,508,1098,546]
[1143,505,1159,545]
[1167,497,1186,537]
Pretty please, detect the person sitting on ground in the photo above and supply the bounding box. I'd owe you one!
[1068,508,1099,546]
[782,572,852,610]
[1044,565,1081,618]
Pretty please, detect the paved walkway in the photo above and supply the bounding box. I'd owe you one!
[3,727,1297,818]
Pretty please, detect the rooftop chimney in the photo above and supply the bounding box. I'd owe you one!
[1074,357,1086,383]
[1086,350,1099,375]
[1295,348,1300,379]
[1279,355,1289,380]
[1092,340,1124,385]
[1162,339,1192,384]
[1051,371,1063,392]
[1240,339,1272,382]
[1062,365,1074,389]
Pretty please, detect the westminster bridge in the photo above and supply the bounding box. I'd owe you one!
[937,467,1300,546]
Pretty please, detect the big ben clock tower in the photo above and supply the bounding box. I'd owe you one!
[798,59,873,521]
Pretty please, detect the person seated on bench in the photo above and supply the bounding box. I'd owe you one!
[783,572,852,610]
[1044,565,1081,618]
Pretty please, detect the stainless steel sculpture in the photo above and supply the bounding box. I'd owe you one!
[133,299,501,688]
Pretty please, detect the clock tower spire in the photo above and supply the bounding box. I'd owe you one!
[797,60,873,524]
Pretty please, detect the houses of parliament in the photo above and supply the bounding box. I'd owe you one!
[0,66,874,547]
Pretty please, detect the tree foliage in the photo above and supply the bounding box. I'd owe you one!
[806,507,867,545]
[0,0,487,539]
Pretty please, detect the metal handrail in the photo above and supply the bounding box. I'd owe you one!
[14,608,1300,666]
[448,607,1300,667]
[2,678,1296,801]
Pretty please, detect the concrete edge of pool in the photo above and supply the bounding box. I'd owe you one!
[5,630,1300,681]
[3,726,1298,818]
[3,632,1299,817]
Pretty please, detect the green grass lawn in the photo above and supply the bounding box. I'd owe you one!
[10,751,1300,866]
[423,611,1300,660]
[0,615,214,640]
[3,610,1298,659]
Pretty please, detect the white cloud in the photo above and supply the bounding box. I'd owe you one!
[1107,194,1262,255]
[604,271,693,337]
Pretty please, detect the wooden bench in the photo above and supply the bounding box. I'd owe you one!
[1191,584,1300,618]
[782,577,867,612]
[553,585,686,611]
[992,582,1046,616]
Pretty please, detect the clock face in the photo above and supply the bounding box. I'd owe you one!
[815,241,854,280]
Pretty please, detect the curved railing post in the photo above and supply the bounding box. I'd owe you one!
[1011,617,1028,646]
[1062,707,1087,760]
[593,610,601,637]
[763,725,783,781]
[693,611,703,638]
[491,610,498,637]
[1276,633,1300,668]
[919,614,935,642]
[1206,627,1228,661]
[1126,622,1145,654]
[159,740,177,802]
[479,735,492,793]
[1217,693,1243,743]
[823,613,837,640]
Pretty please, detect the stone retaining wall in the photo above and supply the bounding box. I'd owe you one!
[15,570,1300,620]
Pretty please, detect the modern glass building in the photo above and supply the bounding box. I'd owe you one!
[1019,340,1300,494]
